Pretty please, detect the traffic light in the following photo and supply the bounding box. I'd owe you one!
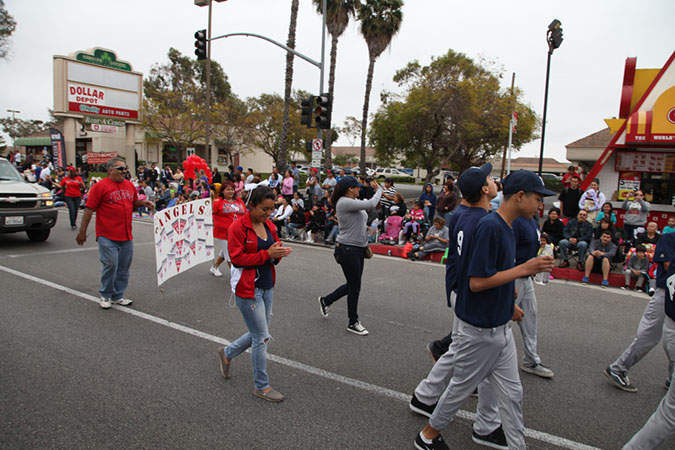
[550,27,563,50]
[314,93,331,130]
[300,96,315,128]
[194,29,208,60]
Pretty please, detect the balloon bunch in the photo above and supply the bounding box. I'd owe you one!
[182,155,212,183]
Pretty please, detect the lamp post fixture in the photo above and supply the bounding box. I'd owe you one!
[537,19,564,176]
[7,109,20,153]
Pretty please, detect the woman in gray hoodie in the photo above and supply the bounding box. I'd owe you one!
[622,190,650,242]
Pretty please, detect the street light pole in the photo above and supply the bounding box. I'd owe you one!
[7,109,20,153]
[537,19,563,176]
[205,0,213,167]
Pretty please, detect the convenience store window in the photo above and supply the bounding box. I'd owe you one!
[641,173,675,205]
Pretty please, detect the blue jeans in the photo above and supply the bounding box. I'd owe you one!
[323,243,364,325]
[327,225,339,241]
[97,236,134,300]
[559,239,588,261]
[64,196,80,227]
[285,222,303,238]
[440,211,453,226]
[423,206,435,221]
[225,288,274,391]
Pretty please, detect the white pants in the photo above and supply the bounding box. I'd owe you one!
[514,277,542,367]
[611,288,670,380]
[623,316,675,449]
[414,293,500,436]
[429,318,526,449]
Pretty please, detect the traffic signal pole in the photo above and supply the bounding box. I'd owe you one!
[206,1,213,167]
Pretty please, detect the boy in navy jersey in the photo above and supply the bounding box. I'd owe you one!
[623,257,675,448]
[605,231,675,392]
[414,170,555,450]
[411,164,507,449]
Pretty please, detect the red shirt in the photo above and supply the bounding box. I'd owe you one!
[562,171,580,188]
[61,176,84,197]
[85,177,137,241]
[213,197,247,239]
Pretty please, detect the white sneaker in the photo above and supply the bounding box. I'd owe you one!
[210,265,223,277]
[100,297,112,309]
[112,298,133,306]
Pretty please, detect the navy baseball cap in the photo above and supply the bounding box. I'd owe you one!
[502,170,556,196]
[458,163,492,198]
[338,176,360,188]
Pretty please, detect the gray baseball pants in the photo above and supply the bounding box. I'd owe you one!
[515,277,542,367]
[429,318,526,449]
[623,316,675,449]
[415,293,500,436]
[611,288,671,380]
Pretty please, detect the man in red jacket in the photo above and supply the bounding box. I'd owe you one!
[76,158,153,309]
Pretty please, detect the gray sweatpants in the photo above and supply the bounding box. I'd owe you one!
[514,277,542,367]
[415,293,500,436]
[611,288,671,381]
[623,316,675,449]
[429,318,525,449]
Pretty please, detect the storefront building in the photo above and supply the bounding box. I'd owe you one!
[567,50,675,229]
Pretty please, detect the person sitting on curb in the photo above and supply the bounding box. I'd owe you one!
[408,217,449,261]
[582,230,617,287]
[623,244,650,291]
[635,222,661,246]
[559,209,594,269]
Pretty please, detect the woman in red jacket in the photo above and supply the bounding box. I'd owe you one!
[209,181,246,277]
[217,186,292,402]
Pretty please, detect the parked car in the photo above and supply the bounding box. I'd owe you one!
[365,167,375,177]
[398,168,414,176]
[374,167,412,179]
[540,173,562,181]
[0,157,58,241]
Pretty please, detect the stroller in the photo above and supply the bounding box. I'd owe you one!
[378,215,404,245]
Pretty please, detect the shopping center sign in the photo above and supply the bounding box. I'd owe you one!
[53,48,142,122]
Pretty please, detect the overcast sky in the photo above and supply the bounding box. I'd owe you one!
[1,0,674,164]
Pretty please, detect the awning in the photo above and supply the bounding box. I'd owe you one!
[14,137,52,146]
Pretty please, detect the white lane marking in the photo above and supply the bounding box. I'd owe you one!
[6,242,153,258]
[0,263,600,450]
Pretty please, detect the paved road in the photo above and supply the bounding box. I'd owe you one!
[0,209,671,449]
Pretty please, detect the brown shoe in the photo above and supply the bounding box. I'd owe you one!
[254,388,285,402]
[559,260,570,268]
[577,262,584,271]
[217,347,230,379]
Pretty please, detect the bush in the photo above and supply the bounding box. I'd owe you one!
[544,179,563,193]
[374,175,416,184]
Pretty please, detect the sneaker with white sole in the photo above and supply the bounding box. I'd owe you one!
[111,298,133,306]
[318,296,329,317]
[100,297,112,309]
[521,363,554,378]
[472,425,508,450]
[604,365,637,392]
[414,432,449,450]
[409,393,436,418]
[347,321,369,336]
[210,265,223,277]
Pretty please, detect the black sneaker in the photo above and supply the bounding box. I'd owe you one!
[604,365,637,392]
[409,393,436,418]
[666,377,671,390]
[414,432,449,450]
[318,296,328,317]
[472,425,508,449]
[426,343,442,363]
[347,321,369,336]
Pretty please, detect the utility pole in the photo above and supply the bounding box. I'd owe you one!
[205,0,213,167]
[7,109,20,153]
[500,73,515,178]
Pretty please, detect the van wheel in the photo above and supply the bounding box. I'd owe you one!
[27,229,50,242]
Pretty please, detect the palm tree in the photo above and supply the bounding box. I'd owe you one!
[312,0,359,169]
[277,0,300,170]
[357,0,403,173]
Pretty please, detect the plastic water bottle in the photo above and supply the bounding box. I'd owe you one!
[534,272,550,286]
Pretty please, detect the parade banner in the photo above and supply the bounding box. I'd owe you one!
[49,128,66,168]
[154,198,214,286]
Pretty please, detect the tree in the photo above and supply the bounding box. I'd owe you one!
[247,91,316,168]
[0,0,16,60]
[313,0,359,169]
[370,50,539,180]
[338,116,362,147]
[357,0,404,173]
[333,152,358,167]
[277,0,300,172]
[142,48,236,162]
[0,117,46,141]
